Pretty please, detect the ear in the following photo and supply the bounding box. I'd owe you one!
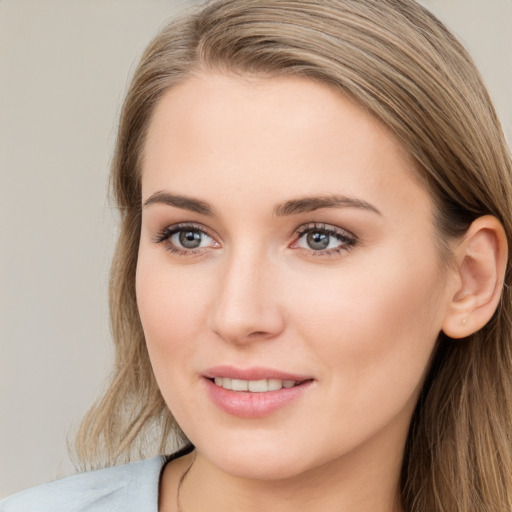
[442,215,508,339]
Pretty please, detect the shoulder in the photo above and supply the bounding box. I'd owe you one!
[0,456,167,512]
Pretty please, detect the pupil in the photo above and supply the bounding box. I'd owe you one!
[307,231,329,250]
[179,230,202,248]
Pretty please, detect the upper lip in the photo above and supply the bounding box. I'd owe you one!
[203,365,312,382]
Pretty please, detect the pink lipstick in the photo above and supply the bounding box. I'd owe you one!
[203,366,313,418]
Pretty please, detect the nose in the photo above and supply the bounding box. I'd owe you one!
[208,247,285,344]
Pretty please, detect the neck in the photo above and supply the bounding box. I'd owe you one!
[172,437,404,512]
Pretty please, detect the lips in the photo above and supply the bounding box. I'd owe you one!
[203,365,311,382]
[203,366,314,418]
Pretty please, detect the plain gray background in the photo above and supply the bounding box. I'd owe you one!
[1,0,511,499]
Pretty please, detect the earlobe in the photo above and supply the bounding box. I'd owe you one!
[442,215,508,339]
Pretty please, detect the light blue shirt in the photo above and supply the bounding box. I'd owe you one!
[0,456,167,512]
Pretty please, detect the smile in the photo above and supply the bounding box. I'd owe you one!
[204,368,314,418]
[213,377,300,392]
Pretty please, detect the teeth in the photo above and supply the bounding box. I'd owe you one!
[267,379,282,391]
[213,377,299,392]
[248,379,267,392]
[214,377,232,390]
[231,379,248,391]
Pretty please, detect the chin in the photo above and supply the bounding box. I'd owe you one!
[189,428,326,481]
[213,450,311,481]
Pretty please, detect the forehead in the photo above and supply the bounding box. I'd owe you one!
[141,72,431,222]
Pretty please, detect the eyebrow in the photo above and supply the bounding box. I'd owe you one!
[142,191,381,217]
[143,191,214,215]
[274,195,382,216]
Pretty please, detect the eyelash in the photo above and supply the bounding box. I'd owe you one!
[292,223,357,255]
[153,223,216,256]
[153,222,357,256]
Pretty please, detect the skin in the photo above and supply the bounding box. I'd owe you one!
[136,73,461,512]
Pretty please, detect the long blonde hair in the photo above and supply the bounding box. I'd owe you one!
[75,1,512,510]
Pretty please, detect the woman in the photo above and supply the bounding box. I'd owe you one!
[2,0,511,511]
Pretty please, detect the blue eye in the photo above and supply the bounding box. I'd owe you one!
[295,224,356,253]
[171,229,212,249]
[154,223,217,254]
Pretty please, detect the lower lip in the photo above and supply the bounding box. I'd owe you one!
[204,378,313,418]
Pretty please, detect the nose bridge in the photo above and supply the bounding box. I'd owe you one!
[209,243,284,343]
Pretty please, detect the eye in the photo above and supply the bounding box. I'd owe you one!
[154,223,219,254]
[171,229,211,249]
[293,223,356,254]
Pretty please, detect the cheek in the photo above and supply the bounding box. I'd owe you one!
[135,255,213,371]
[289,245,445,408]
[135,256,217,423]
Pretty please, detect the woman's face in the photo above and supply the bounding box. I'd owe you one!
[137,73,456,480]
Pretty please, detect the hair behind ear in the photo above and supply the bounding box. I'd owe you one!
[402,215,512,511]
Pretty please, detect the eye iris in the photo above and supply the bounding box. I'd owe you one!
[179,230,202,249]
[306,231,330,250]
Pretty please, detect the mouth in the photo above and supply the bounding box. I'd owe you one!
[209,377,308,392]
[203,367,314,418]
